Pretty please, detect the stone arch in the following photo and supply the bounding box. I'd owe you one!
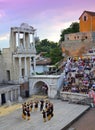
[32,80,50,96]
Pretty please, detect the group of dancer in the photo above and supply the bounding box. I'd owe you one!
[22,99,54,122]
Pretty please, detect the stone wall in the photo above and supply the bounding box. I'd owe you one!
[29,75,61,98]
[2,48,12,81]
[0,55,5,82]
[64,32,95,42]
[61,40,95,56]
[61,31,95,56]
[0,84,20,105]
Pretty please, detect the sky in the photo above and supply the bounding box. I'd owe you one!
[0,0,95,49]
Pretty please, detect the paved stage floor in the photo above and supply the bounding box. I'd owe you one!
[0,99,90,130]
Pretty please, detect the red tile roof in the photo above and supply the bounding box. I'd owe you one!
[36,58,51,65]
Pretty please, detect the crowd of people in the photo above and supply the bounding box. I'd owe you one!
[22,99,54,122]
[62,57,95,94]
[62,57,95,106]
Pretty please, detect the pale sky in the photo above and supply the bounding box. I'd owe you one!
[0,0,95,49]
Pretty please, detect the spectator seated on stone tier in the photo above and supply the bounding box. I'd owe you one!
[83,80,89,87]
[71,86,78,93]
[92,84,95,91]
[75,73,84,78]
[80,86,88,94]
[62,86,70,92]
[84,65,91,70]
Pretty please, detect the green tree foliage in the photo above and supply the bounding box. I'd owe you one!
[36,39,50,55]
[35,39,63,64]
[60,22,79,41]
[50,46,63,64]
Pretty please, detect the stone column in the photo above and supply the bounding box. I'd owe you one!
[32,33,34,47]
[15,89,18,100]
[32,33,34,43]
[23,32,26,49]
[5,92,9,102]
[13,57,16,80]
[18,31,20,48]
[18,87,20,97]
[32,33,36,53]
[30,57,31,76]
[33,57,36,74]
[24,57,27,79]
[11,91,13,101]
[28,33,30,49]
[8,91,11,101]
[19,57,22,81]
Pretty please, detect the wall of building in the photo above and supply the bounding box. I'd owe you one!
[64,32,94,41]
[20,82,29,98]
[35,65,49,73]
[2,48,13,82]
[0,85,20,105]
[92,16,95,31]
[80,13,95,32]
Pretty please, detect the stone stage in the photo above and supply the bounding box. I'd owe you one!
[0,99,90,130]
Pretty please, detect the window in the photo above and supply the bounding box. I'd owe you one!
[84,16,86,21]
[74,36,76,39]
[6,70,10,81]
[83,15,88,21]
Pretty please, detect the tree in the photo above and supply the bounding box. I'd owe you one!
[35,39,50,54]
[60,22,79,42]
[35,39,63,64]
[50,46,63,64]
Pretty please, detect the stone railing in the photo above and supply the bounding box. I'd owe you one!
[60,92,93,105]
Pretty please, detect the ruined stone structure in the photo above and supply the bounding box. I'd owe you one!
[0,84,20,105]
[10,23,36,83]
[0,23,36,83]
[61,10,95,56]
[0,23,37,105]
[29,72,65,98]
[0,23,64,103]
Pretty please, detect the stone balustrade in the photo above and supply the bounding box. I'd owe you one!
[60,91,93,105]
